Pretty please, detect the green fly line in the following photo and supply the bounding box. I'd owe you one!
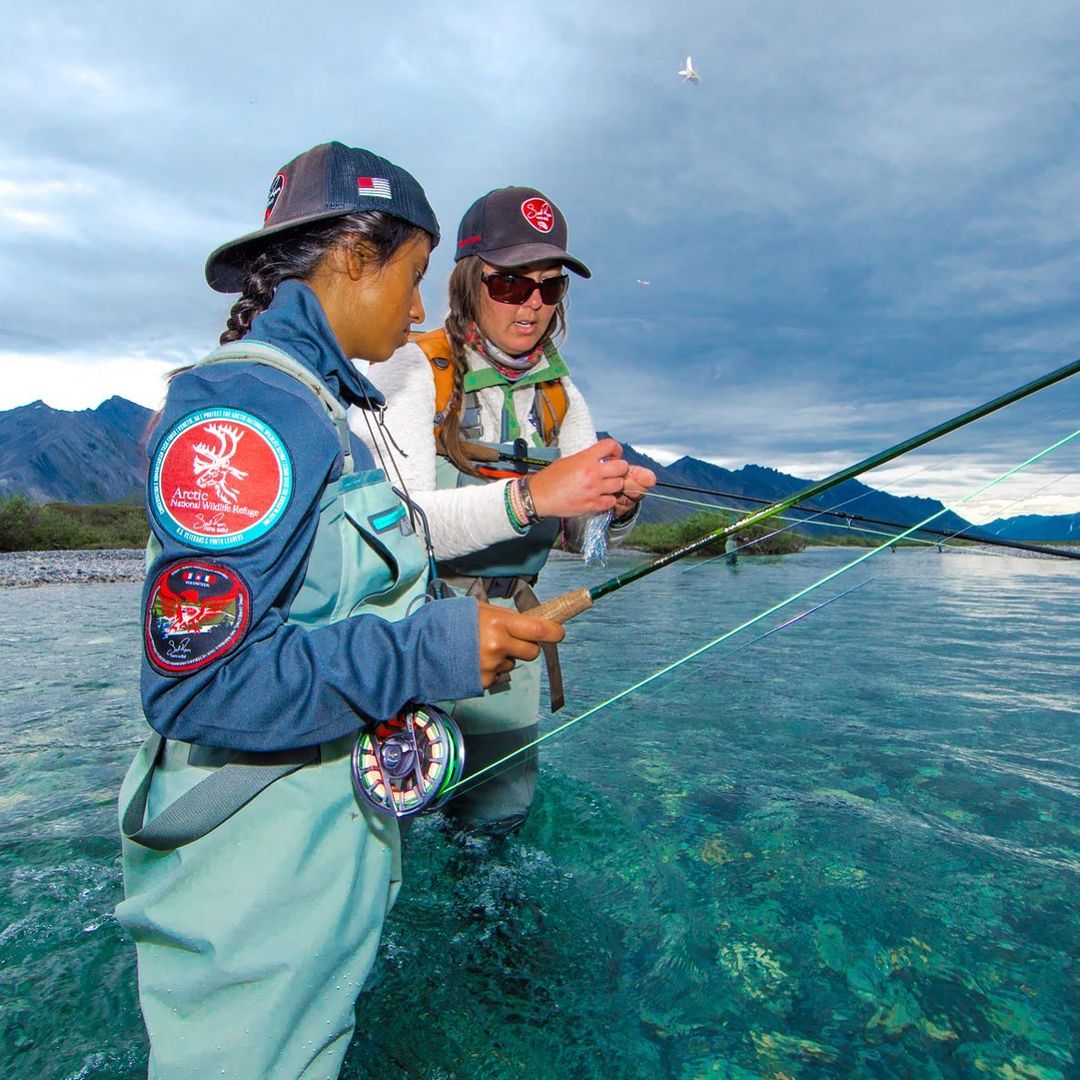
[444,424,1080,796]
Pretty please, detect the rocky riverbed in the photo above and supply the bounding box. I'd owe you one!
[0,549,145,588]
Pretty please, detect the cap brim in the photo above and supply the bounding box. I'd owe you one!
[481,242,592,279]
[204,208,354,293]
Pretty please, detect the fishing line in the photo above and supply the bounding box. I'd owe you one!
[444,579,876,803]
[920,470,1075,557]
[634,578,875,700]
[647,489,937,550]
[444,425,1080,797]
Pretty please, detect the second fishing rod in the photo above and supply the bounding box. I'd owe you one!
[489,354,1080,623]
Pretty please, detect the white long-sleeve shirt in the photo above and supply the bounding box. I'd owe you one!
[348,340,600,562]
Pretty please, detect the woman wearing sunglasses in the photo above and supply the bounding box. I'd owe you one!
[352,186,655,834]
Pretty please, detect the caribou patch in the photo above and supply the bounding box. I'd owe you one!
[150,408,293,549]
[145,560,251,675]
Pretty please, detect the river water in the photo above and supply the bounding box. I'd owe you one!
[1,547,1077,1079]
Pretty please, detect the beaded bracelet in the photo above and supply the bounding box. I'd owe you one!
[504,481,528,533]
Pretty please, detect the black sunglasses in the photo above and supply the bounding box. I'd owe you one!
[481,272,569,306]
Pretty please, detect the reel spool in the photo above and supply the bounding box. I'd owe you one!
[352,705,465,818]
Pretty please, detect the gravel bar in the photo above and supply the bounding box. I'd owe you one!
[0,549,145,588]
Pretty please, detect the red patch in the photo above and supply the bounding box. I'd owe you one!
[145,560,251,675]
[149,409,293,550]
[521,197,554,234]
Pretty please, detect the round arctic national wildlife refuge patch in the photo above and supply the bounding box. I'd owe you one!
[150,408,293,549]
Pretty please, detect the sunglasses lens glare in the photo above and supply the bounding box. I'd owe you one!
[539,276,568,304]
[488,275,532,304]
[484,273,569,306]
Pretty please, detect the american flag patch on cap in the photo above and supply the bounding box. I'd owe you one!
[357,177,392,199]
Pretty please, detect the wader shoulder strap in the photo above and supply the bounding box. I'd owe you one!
[199,341,355,475]
[121,732,319,850]
[409,327,569,446]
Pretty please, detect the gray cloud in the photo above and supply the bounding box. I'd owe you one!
[3,0,1079,511]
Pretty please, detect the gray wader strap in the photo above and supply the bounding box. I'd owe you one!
[122,732,319,850]
[446,575,565,713]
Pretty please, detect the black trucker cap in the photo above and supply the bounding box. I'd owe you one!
[454,186,591,278]
[205,141,440,293]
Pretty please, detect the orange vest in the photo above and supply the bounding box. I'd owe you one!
[409,328,568,446]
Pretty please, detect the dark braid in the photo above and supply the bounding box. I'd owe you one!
[220,212,429,345]
[440,256,567,476]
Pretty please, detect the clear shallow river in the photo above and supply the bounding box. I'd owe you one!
[1,547,1077,1079]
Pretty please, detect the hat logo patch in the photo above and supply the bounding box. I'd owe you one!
[150,408,293,550]
[357,177,392,200]
[521,197,554,233]
[265,173,286,222]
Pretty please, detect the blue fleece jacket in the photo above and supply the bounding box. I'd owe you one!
[141,280,482,751]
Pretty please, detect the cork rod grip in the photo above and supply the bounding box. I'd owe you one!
[529,588,594,625]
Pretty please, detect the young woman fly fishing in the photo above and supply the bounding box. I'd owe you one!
[115,142,564,1080]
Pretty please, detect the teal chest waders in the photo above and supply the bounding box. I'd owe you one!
[116,344,432,1080]
[435,410,563,833]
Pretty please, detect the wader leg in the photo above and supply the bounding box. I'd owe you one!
[443,588,543,834]
[116,733,399,1080]
[443,721,540,835]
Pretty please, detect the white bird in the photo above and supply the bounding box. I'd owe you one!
[678,56,700,84]
[636,279,652,286]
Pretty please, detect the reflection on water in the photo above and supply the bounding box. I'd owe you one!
[1,551,1077,1078]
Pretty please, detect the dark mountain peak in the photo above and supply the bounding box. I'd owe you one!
[0,395,150,503]
[93,396,155,445]
[736,463,788,479]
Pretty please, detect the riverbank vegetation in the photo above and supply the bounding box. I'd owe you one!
[0,495,147,552]
[626,511,807,556]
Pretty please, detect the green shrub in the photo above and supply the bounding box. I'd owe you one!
[0,495,149,551]
[626,511,805,557]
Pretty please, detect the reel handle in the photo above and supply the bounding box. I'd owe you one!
[529,587,593,625]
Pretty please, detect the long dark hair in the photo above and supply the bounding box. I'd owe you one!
[220,211,431,344]
[439,255,568,476]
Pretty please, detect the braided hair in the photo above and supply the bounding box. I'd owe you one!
[439,256,568,476]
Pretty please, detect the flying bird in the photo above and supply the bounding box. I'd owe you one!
[678,56,700,84]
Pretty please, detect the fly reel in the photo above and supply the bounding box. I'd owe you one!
[352,705,465,818]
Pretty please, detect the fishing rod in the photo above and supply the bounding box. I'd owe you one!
[466,423,1079,564]
[646,490,943,557]
[642,479,1080,562]
[440,423,1080,800]
[684,467,1078,573]
[521,356,1080,624]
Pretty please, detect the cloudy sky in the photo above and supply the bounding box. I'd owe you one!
[3,0,1079,522]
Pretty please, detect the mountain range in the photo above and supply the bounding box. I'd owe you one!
[1,398,1076,542]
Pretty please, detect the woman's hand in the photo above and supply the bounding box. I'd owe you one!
[526,437,629,519]
[613,464,656,519]
[475,602,566,689]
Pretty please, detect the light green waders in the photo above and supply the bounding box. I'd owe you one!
[434,443,560,833]
[117,344,431,1080]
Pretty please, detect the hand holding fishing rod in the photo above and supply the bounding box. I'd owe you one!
[523,354,1080,624]
[475,602,565,686]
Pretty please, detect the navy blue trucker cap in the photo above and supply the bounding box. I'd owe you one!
[205,142,440,293]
